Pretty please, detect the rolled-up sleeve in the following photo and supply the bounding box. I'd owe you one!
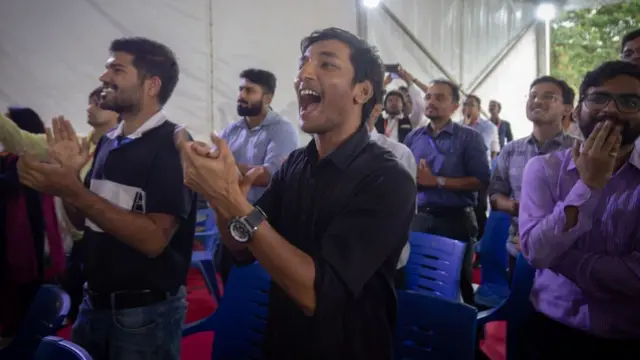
[519,156,600,268]
[313,165,416,316]
[407,84,425,128]
[464,131,491,185]
[263,122,299,177]
[488,147,511,196]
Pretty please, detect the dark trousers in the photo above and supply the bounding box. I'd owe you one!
[412,207,478,305]
[518,312,640,360]
[395,267,407,290]
[474,189,488,241]
[61,240,86,321]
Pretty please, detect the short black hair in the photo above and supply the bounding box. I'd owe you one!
[490,100,502,111]
[109,37,179,105]
[300,27,384,125]
[621,28,640,53]
[579,60,640,99]
[466,94,481,106]
[530,76,574,105]
[7,107,45,134]
[430,79,461,104]
[240,68,277,94]
[89,86,102,103]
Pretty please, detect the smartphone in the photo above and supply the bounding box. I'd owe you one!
[384,63,400,74]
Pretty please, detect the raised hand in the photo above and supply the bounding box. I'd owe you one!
[46,116,90,174]
[572,120,622,190]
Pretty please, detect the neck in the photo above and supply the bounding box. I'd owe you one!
[367,122,375,132]
[314,116,361,159]
[490,115,500,124]
[429,118,450,132]
[532,121,563,143]
[90,116,119,143]
[120,105,161,137]
[245,111,268,129]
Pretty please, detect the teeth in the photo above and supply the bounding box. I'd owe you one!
[299,89,319,97]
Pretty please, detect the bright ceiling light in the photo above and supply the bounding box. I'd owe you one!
[363,0,380,8]
[535,3,557,21]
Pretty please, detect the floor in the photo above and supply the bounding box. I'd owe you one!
[57,268,507,360]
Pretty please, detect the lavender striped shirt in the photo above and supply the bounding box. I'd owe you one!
[519,145,640,339]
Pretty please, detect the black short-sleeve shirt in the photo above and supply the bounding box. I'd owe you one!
[255,125,416,360]
[82,117,196,294]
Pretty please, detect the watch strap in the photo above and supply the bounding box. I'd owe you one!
[245,206,267,230]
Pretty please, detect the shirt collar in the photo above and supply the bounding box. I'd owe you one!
[525,131,567,146]
[234,110,279,130]
[306,125,370,170]
[106,111,167,140]
[425,119,455,136]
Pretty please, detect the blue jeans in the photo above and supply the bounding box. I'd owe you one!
[71,286,187,360]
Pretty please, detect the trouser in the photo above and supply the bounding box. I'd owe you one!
[395,267,407,290]
[413,206,478,305]
[0,281,41,337]
[71,286,187,360]
[474,189,488,241]
[61,239,86,321]
[518,312,640,360]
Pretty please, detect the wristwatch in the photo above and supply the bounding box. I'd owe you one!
[436,176,447,188]
[228,207,267,243]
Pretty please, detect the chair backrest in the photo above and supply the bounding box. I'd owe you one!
[212,262,271,360]
[479,210,511,286]
[34,336,92,360]
[3,285,70,358]
[505,254,536,360]
[394,290,477,360]
[405,232,466,300]
[194,208,218,251]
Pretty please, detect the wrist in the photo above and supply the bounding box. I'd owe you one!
[220,188,253,219]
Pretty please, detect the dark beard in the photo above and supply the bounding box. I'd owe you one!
[386,108,401,117]
[580,116,639,147]
[237,102,263,117]
[100,100,135,115]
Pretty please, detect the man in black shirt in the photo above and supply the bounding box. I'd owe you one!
[176,27,416,359]
[17,37,195,360]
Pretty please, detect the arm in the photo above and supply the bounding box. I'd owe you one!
[505,122,514,143]
[239,122,299,187]
[407,84,425,128]
[68,142,191,257]
[488,149,517,215]
[0,113,49,160]
[439,132,490,191]
[519,156,601,268]
[551,248,640,301]
[224,166,416,316]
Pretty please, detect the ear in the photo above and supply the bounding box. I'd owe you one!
[263,93,274,105]
[353,80,373,105]
[146,76,162,98]
[571,104,580,122]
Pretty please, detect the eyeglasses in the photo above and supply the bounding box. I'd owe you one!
[582,93,640,114]
[526,92,559,103]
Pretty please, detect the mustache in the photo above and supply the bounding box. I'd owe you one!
[237,101,249,106]
[102,83,118,91]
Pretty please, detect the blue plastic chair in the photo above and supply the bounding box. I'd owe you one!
[183,262,271,360]
[34,336,92,360]
[405,232,466,300]
[191,208,222,303]
[474,210,511,308]
[394,290,477,360]
[476,254,536,360]
[0,285,70,359]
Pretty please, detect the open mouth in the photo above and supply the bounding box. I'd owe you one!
[101,85,116,100]
[298,89,322,114]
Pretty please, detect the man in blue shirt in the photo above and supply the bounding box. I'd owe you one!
[404,79,490,304]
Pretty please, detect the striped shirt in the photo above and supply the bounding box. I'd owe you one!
[519,143,640,339]
[488,132,577,256]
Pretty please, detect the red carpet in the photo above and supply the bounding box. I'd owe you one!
[57,268,506,360]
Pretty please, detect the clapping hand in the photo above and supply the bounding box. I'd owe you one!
[572,120,622,190]
[17,116,88,198]
[174,130,262,217]
[417,159,437,186]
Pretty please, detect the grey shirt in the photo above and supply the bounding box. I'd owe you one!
[488,131,577,255]
[220,111,299,204]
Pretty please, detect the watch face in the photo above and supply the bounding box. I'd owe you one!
[229,221,251,243]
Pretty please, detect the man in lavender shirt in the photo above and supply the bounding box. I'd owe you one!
[518,61,640,359]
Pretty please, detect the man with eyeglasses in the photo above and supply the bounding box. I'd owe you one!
[620,28,640,67]
[517,61,640,359]
[489,76,578,282]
